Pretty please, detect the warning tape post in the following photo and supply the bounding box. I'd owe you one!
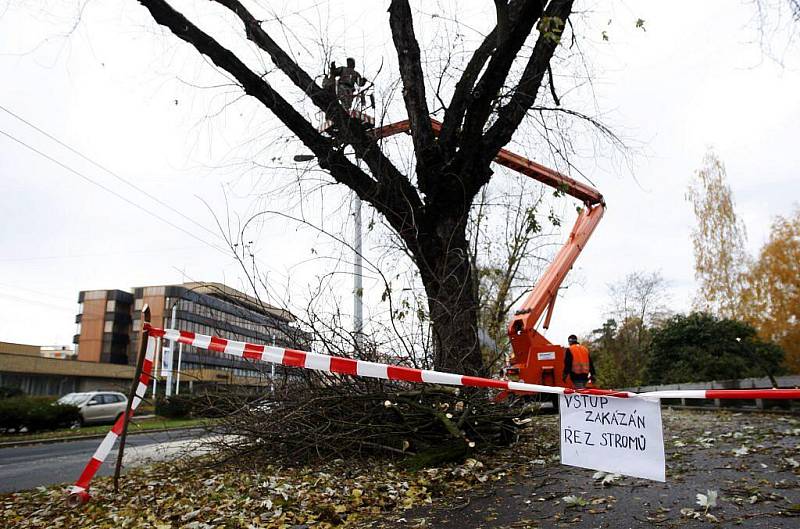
[68,324,800,500]
[68,331,156,500]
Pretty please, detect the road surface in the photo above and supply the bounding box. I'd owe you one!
[0,429,207,493]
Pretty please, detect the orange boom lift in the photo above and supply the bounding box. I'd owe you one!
[366,116,605,391]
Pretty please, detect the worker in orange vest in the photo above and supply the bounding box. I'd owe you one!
[562,334,595,389]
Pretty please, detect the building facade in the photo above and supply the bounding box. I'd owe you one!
[74,282,301,383]
[0,340,134,396]
[74,289,133,364]
[0,339,280,397]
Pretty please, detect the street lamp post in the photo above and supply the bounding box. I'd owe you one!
[353,191,363,346]
[294,152,364,345]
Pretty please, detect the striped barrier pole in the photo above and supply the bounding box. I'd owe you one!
[113,305,152,492]
[66,333,157,505]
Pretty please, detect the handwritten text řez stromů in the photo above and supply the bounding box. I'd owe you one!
[563,429,648,450]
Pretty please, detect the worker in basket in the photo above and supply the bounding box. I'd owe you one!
[325,57,365,111]
[562,334,595,389]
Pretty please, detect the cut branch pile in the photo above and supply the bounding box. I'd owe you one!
[205,382,540,468]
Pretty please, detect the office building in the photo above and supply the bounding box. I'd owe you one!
[74,282,301,382]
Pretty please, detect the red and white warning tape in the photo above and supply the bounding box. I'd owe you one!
[146,325,800,401]
[68,334,156,499]
[70,325,800,500]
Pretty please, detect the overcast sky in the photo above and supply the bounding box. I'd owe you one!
[0,1,798,350]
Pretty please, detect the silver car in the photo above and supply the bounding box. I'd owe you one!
[57,391,128,426]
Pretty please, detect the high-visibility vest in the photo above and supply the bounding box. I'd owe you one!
[569,344,591,375]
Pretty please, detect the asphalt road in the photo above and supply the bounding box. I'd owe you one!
[0,429,205,494]
[375,410,800,529]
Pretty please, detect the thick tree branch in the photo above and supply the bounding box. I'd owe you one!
[483,0,574,157]
[547,64,561,106]
[388,0,441,189]
[457,0,545,152]
[433,0,546,208]
[137,0,423,240]
[211,0,416,203]
[438,0,526,156]
[495,0,510,42]
[438,28,496,156]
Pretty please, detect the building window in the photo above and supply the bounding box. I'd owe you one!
[104,321,114,333]
[84,291,106,301]
[144,286,166,296]
[106,300,116,312]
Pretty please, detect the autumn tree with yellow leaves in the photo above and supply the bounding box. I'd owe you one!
[742,209,800,372]
[688,151,799,373]
[686,151,750,319]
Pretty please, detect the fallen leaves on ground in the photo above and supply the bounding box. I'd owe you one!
[0,447,522,528]
[2,408,799,529]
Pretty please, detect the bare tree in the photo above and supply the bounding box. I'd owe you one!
[471,173,562,370]
[592,270,671,387]
[752,0,800,63]
[607,270,671,329]
[133,0,581,375]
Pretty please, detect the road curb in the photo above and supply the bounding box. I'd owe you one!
[0,425,205,449]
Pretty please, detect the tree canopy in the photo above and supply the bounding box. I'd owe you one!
[134,0,584,375]
[687,151,750,319]
[646,312,784,385]
[590,270,670,388]
[742,208,800,372]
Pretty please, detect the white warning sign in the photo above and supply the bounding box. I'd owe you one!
[559,394,665,482]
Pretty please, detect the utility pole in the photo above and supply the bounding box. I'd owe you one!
[293,96,367,346]
[353,191,363,346]
[270,334,276,394]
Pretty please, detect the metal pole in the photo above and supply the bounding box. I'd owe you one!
[114,304,150,492]
[152,339,159,399]
[353,192,363,346]
[270,334,276,394]
[165,304,176,397]
[175,341,183,395]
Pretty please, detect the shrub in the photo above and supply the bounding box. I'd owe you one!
[155,391,261,419]
[155,395,195,419]
[0,386,25,399]
[0,397,80,434]
[647,312,786,384]
[0,398,28,432]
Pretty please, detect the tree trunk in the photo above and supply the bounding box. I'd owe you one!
[416,214,485,376]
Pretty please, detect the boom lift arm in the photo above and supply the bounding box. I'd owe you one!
[506,201,604,388]
[370,118,605,388]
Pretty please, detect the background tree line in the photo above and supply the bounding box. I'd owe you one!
[585,150,798,387]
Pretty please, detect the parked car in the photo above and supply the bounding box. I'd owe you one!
[57,391,128,426]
